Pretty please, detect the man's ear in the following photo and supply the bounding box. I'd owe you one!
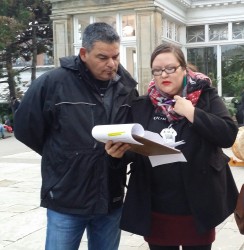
[79,47,87,61]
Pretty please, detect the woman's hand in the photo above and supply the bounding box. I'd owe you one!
[173,95,195,123]
[105,140,131,158]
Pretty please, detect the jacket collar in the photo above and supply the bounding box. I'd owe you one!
[60,55,138,92]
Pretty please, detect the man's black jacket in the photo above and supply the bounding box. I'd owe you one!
[14,55,138,215]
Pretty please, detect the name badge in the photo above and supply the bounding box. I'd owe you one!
[160,125,177,143]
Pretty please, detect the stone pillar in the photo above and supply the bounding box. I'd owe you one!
[135,7,163,95]
[52,15,73,66]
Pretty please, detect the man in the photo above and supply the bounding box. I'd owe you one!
[14,22,138,250]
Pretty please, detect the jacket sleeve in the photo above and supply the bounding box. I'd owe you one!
[14,73,55,155]
[107,149,136,170]
[192,88,238,148]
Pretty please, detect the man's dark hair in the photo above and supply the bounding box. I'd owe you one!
[82,22,120,52]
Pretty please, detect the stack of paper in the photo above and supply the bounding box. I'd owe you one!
[92,123,187,167]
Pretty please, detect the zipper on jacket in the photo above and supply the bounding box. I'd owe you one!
[49,190,54,200]
[90,105,99,149]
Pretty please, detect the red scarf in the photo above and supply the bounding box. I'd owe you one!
[148,70,212,122]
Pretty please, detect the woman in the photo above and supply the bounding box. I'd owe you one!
[105,44,239,250]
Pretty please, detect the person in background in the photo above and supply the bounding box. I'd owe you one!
[0,123,5,139]
[11,96,20,113]
[236,89,244,126]
[105,43,238,250]
[14,22,138,250]
[4,116,11,127]
[10,97,20,131]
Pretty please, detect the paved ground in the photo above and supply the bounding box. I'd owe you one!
[0,135,244,250]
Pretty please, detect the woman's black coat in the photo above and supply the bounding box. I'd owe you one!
[120,86,239,236]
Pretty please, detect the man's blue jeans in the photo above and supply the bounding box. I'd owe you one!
[45,207,122,250]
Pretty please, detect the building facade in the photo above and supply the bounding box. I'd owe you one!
[48,0,244,95]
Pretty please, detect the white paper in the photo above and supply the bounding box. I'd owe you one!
[92,123,144,145]
[92,123,187,166]
[149,153,187,167]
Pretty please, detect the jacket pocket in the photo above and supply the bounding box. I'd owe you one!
[44,149,108,212]
[208,149,230,172]
[55,101,96,147]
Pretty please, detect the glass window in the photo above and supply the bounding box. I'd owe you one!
[122,15,135,37]
[209,23,228,41]
[95,15,117,31]
[44,53,53,65]
[221,44,244,97]
[187,47,217,85]
[175,24,181,42]
[124,47,137,80]
[163,19,181,42]
[77,17,90,41]
[233,22,244,40]
[167,22,174,39]
[186,26,205,43]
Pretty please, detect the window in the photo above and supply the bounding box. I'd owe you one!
[186,26,205,43]
[44,53,53,65]
[209,23,228,41]
[122,15,135,37]
[175,24,181,42]
[233,22,244,40]
[95,15,117,31]
[221,45,244,96]
[167,22,174,39]
[187,47,217,83]
[163,19,181,42]
[77,17,90,41]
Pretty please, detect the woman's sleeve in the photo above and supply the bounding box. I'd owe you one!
[192,88,238,148]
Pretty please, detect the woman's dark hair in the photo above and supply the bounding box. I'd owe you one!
[150,43,187,69]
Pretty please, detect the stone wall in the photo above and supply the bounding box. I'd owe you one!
[48,0,163,94]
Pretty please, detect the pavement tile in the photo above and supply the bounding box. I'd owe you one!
[0,208,46,242]
[212,227,244,250]
[0,138,244,249]
[6,204,38,213]
[0,211,17,220]
[2,227,46,250]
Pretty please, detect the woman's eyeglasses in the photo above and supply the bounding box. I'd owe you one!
[151,65,181,76]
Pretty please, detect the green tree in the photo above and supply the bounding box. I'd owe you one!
[222,45,244,97]
[0,0,53,101]
[0,16,24,98]
[16,0,53,80]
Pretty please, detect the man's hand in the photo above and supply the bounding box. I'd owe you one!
[105,140,131,158]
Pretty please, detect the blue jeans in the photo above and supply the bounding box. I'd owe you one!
[0,124,4,138]
[45,208,122,250]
